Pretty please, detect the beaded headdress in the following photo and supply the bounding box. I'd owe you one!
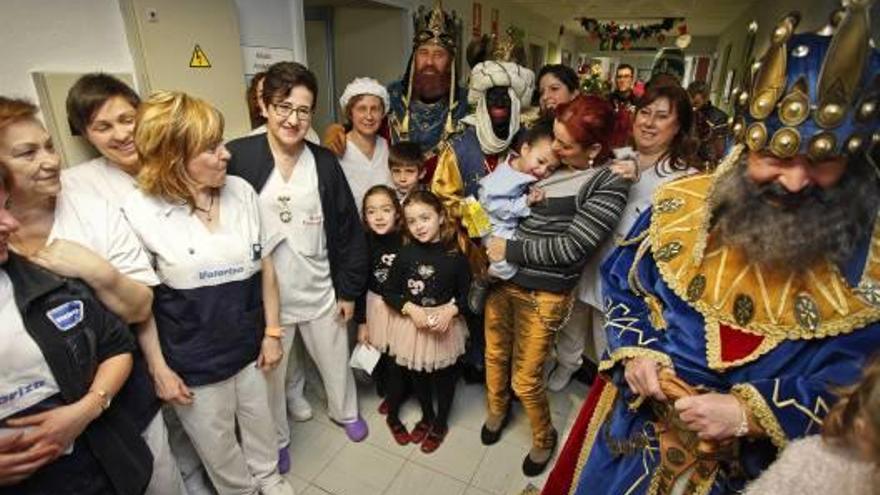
[730,0,879,161]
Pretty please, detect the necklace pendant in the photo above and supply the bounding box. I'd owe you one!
[280,210,292,223]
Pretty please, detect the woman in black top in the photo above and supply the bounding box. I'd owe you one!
[0,166,150,494]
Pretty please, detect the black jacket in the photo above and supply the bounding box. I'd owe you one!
[226,134,368,301]
[4,253,152,495]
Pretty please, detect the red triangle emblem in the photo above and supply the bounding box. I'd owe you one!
[719,324,765,363]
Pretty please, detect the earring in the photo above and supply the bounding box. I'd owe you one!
[588,158,595,167]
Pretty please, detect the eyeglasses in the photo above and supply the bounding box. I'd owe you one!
[272,103,313,121]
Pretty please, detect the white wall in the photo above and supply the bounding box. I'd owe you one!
[234,0,308,66]
[0,0,135,103]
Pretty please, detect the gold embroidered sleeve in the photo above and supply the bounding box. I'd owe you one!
[599,346,674,372]
[430,145,465,221]
[731,383,788,449]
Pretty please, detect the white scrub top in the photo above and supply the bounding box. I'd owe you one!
[0,270,61,421]
[258,146,336,324]
[121,176,264,291]
[50,190,159,287]
[339,136,392,214]
[62,157,138,210]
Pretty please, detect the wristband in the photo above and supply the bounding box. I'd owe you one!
[265,326,284,339]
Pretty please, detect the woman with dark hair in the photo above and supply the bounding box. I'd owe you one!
[64,73,202,495]
[246,71,268,130]
[534,64,579,116]
[549,83,701,392]
[483,94,631,476]
[226,62,369,470]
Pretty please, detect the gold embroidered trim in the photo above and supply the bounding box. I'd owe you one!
[704,320,783,370]
[599,347,674,372]
[646,164,880,370]
[646,464,718,495]
[619,228,650,247]
[568,382,619,495]
[730,384,788,449]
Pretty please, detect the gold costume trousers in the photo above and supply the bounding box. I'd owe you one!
[484,282,572,449]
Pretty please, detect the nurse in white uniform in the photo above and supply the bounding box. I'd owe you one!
[63,73,207,495]
[226,62,370,469]
[337,77,393,213]
[123,91,294,495]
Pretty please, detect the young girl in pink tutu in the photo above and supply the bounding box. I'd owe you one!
[383,190,471,453]
[354,185,410,444]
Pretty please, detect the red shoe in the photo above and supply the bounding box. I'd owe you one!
[378,399,389,415]
[386,418,410,445]
[420,425,448,454]
[410,420,431,444]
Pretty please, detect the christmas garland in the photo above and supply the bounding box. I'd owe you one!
[579,17,686,50]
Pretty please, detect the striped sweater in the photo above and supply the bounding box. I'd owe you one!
[507,166,630,293]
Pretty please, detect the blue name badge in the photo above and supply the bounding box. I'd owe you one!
[46,301,85,332]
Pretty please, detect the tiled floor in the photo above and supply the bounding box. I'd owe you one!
[283,373,590,495]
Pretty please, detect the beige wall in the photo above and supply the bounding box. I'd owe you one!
[334,6,408,102]
[408,0,589,74]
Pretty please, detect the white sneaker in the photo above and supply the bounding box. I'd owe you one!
[261,478,295,495]
[547,365,577,392]
[289,395,313,422]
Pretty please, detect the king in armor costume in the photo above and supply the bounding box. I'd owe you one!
[544,2,880,494]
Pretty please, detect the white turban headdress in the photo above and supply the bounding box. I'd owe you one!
[462,61,535,155]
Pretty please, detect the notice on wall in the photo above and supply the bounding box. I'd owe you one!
[189,45,211,68]
[242,46,295,76]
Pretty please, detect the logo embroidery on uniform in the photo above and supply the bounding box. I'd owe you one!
[46,301,84,332]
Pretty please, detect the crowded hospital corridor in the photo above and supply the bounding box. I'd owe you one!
[0,0,879,494]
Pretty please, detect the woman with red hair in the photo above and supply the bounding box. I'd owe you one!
[482,94,632,476]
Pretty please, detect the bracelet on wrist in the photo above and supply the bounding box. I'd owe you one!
[734,404,750,437]
[88,388,111,412]
[265,326,284,339]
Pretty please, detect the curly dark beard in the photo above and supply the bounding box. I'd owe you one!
[709,154,879,271]
[412,69,451,103]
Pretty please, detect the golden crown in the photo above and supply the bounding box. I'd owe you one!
[413,1,459,52]
[731,1,879,161]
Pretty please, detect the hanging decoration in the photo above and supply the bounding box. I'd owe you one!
[580,62,611,97]
[579,17,685,50]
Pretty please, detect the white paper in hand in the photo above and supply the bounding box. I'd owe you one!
[349,343,382,374]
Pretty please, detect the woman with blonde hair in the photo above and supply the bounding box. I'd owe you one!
[745,355,880,494]
[122,90,293,495]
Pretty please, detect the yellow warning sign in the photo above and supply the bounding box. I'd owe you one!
[189,44,211,68]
